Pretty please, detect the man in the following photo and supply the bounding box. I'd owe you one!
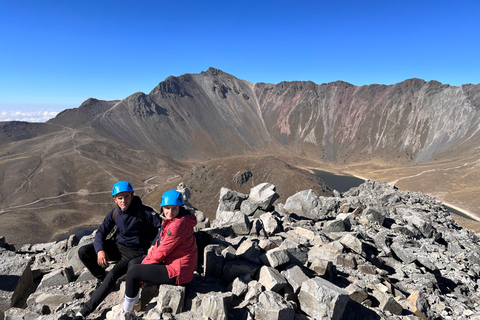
[74,181,162,320]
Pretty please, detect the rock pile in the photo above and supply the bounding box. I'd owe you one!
[2,180,480,319]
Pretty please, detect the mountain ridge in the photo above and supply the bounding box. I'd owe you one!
[2,67,480,246]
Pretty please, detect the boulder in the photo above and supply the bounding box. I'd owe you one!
[298,277,349,320]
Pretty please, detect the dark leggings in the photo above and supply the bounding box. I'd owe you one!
[125,256,176,298]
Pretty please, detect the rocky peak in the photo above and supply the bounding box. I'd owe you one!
[202,67,225,76]
[2,180,480,319]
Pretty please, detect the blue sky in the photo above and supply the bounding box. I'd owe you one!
[1,0,479,122]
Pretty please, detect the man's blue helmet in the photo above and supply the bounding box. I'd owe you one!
[160,190,184,207]
[112,181,134,196]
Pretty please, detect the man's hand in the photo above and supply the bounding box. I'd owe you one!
[97,250,109,268]
[147,246,154,255]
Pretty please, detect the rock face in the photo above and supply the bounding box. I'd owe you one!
[2,180,480,319]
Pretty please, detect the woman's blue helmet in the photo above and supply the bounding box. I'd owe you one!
[112,181,134,196]
[160,190,184,207]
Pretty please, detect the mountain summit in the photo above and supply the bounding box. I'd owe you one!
[1,68,480,245]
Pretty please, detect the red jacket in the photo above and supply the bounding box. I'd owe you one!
[141,210,197,285]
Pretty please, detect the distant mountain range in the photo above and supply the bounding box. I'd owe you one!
[1,67,480,245]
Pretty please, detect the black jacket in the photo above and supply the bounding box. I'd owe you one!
[93,196,162,253]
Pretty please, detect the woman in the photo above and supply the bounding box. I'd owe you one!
[119,190,197,318]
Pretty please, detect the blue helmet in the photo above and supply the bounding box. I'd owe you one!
[160,190,184,207]
[112,181,134,196]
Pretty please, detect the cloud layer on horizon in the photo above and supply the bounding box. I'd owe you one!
[0,111,59,123]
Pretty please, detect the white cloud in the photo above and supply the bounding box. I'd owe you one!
[0,111,59,123]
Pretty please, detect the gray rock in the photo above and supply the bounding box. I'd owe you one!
[345,282,368,303]
[0,249,33,312]
[323,219,346,233]
[67,246,85,275]
[254,291,294,320]
[309,259,336,279]
[216,188,248,220]
[204,244,226,278]
[278,239,308,266]
[37,267,74,290]
[231,277,248,297]
[407,291,434,320]
[390,242,417,264]
[372,289,403,315]
[213,211,251,235]
[258,266,288,292]
[222,260,260,284]
[236,239,262,264]
[281,265,310,294]
[298,277,349,320]
[339,233,364,255]
[244,280,265,303]
[284,189,325,220]
[259,212,282,235]
[246,183,279,212]
[191,291,228,320]
[260,247,290,268]
[156,284,185,314]
[359,207,385,226]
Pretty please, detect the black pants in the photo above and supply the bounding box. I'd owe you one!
[78,241,145,316]
[125,256,176,298]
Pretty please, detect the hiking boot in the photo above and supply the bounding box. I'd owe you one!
[106,304,138,320]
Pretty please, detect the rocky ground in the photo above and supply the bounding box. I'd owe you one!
[2,180,480,319]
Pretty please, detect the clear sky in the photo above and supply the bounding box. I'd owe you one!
[1,0,479,122]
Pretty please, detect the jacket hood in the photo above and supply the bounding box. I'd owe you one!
[176,210,197,229]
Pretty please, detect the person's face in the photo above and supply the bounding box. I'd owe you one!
[163,205,180,220]
[113,192,133,211]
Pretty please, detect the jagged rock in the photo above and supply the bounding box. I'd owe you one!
[372,289,403,315]
[336,253,357,269]
[283,189,325,220]
[324,219,347,232]
[407,291,433,320]
[191,291,228,320]
[26,291,74,309]
[216,188,248,219]
[345,282,368,303]
[156,284,186,314]
[339,233,364,255]
[254,291,294,320]
[230,277,248,297]
[213,211,251,235]
[203,244,226,277]
[281,265,310,294]
[390,241,417,264]
[236,239,262,264]
[309,258,336,278]
[244,280,264,303]
[37,268,74,290]
[0,248,33,312]
[240,183,279,214]
[259,212,282,235]
[258,266,288,292]
[298,277,349,320]
[359,207,385,226]
[260,247,290,268]
[67,246,85,275]
[222,260,260,284]
[176,182,191,203]
[2,180,480,320]
[278,239,308,266]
